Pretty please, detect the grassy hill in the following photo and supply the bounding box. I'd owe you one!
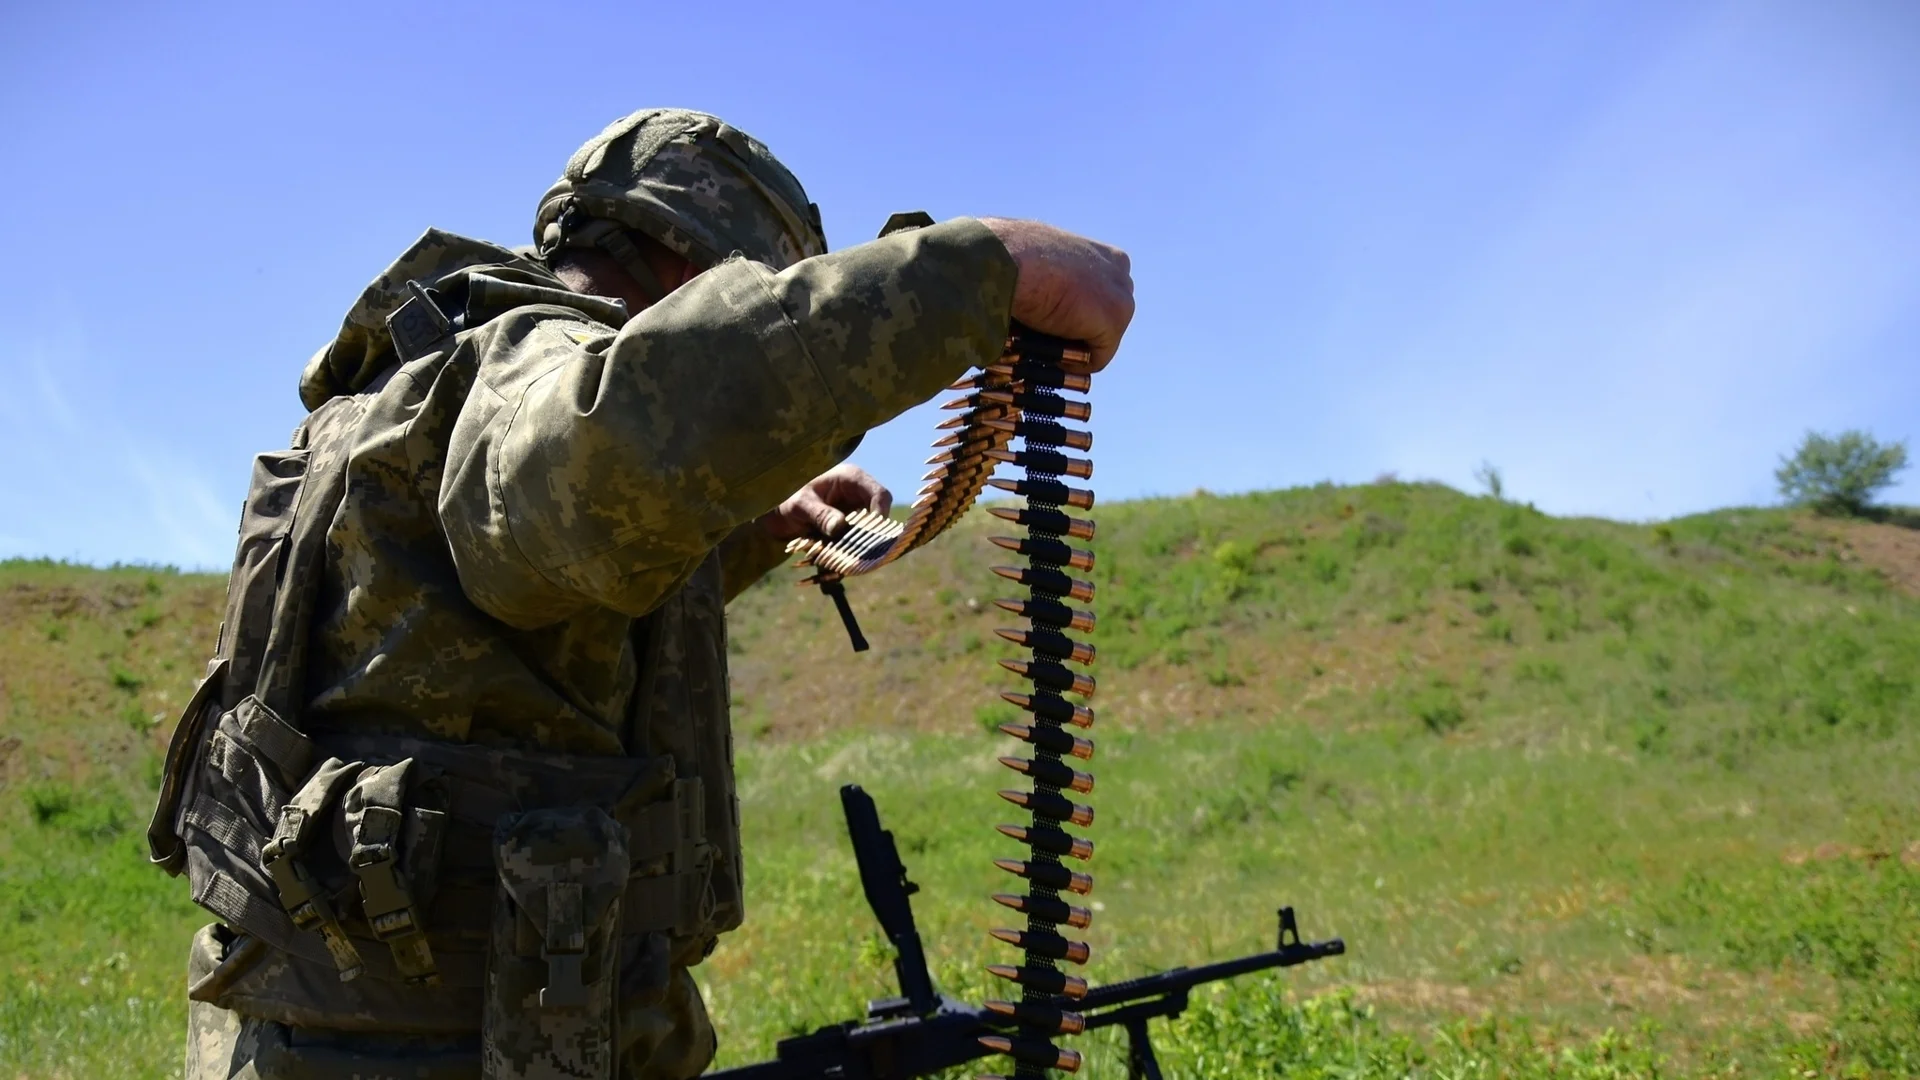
[3,481,1917,1077]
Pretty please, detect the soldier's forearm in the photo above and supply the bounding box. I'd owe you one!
[440,218,1013,627]
[717,521,790,605]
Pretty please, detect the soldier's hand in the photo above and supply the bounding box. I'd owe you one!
[759,464,894,542]
[979,218,1134,371]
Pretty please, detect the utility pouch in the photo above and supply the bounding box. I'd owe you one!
[482,807,629,1080]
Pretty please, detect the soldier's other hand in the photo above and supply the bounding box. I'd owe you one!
[759,464,894,542]
[978,218,1134,371]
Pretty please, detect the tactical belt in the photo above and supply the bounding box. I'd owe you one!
[182,725,713,993]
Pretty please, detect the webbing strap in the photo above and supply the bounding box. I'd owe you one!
[624,778,702,865]
[566,215,667,307]
[262,757,366,981]
[183,792,261,868]
[197,868,300,957]
[233,696,313,786]
[540,882,589,1009]
[623,871,710,938]
[148,658,229,873]
[192,867,491,990]
[344,760,441,986]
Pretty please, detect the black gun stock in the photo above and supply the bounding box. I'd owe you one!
[706,785,1345,1080]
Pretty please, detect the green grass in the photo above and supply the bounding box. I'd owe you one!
[2,484,1917,1077]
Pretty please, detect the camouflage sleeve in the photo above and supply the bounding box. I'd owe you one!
[716,522,790,605]
[440,217,1016,628]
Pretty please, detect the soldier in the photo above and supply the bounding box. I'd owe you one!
[148,108,1132,1079]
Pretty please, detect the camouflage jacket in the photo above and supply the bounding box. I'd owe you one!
[295,218,1015,754]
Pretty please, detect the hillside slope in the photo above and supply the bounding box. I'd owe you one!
[3,482,1917,1078]
[729,481,1916,757]
[8,482,1914,785]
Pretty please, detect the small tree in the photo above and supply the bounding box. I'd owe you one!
[1775,429,1909,516]
[1473,461,1505,501]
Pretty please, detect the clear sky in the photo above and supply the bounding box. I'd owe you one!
[2,0,1915,569]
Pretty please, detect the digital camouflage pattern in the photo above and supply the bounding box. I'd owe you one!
[183,105,1017,1078]
[296,215,1013,750]
[533,108,828,273]
[482,807,629,1079]
[188,960,711,1080]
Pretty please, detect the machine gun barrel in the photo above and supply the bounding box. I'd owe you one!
[1076,927,1346,1017]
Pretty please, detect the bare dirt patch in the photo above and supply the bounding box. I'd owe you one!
[1799,516,1920,597]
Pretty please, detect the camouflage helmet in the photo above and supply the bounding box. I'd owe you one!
[535,108,827,278]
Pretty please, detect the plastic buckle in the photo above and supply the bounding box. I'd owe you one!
[263,839,364,981]
[350,848,414,935]
[388,280,455,363]
[262,839,319,929]
[349,810,440,987]
[539,882,588,1009]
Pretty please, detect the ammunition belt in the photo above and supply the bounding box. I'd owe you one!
[789,327,1099,1078]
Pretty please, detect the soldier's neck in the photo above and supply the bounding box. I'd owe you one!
[551,253,658,318]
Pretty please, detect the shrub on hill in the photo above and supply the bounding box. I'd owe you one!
[1776,429,1909,516]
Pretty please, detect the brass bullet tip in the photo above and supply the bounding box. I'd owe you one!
[996,789,1096,827]
[981,1000,1089,1036]
[988,535,1021,553]
[988,927,1021,947]
[988,891,1095,928]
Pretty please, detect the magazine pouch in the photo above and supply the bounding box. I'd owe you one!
[482,806,629,1080]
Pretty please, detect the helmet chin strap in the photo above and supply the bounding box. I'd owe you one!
[549,211,671,309]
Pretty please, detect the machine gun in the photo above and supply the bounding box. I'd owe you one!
[708,785,1345,1080]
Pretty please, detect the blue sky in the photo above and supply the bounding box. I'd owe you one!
[2,0,1915,569]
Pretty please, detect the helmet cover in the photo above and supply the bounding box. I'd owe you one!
[535,108,826,272]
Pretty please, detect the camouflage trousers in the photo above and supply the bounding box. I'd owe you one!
[185,925,716,1080]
